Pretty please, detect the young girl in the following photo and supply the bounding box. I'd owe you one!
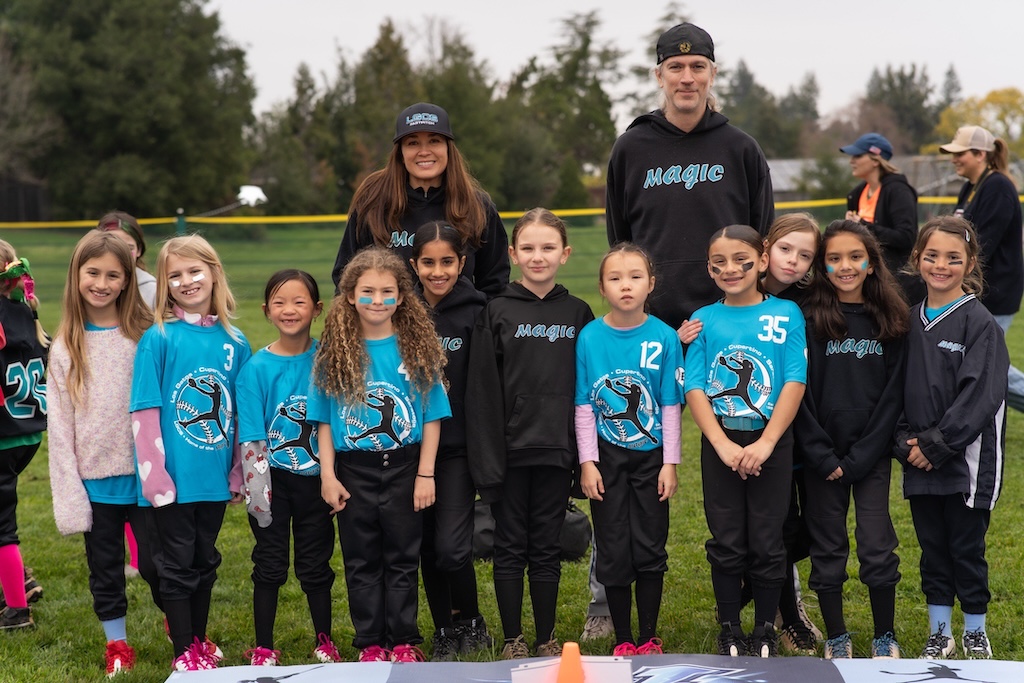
[683,225,807,658]
[237,270,340,666]
[130,235,252,671]
[796,221,908,659]
[467,208,593,659]
[98,212,157,308]
[48,232,158,675]
[312,247,450,663]
[895,216,1008,660]
[409,222,492,660]
[575,243,683,656]
[0,241,48,631]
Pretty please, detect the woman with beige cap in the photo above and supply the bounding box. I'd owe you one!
[940,125,1024,411]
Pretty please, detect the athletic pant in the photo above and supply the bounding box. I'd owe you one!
[146,501,226,600]
[910,494,991,614]
[335,446,422,648]
[0,442,39,546]
[805,456,900,593]
[491,464,571,583]
[421,453,475,573]
[701,426,792,587]
[249,468,335,593]
[590,441,668,586]
[783,467,812,564]
[85,502,161,620]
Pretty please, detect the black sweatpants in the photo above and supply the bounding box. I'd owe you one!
[336,448,422,649]
[147,501,226,599]
[249,468,335,593]
[0,442,39,546]
[590,441,668,586]
[701,426,792,587]
[805,456,900,593]
[421,453,475,574]
[910,494,991,614]
[85,502,161,620]
[491,464,571,583]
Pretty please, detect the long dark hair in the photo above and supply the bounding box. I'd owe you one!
[804,220,908,342]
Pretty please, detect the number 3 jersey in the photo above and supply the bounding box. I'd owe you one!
[130,321,252,504]
[683,296,807,422]
[575,316,684,451]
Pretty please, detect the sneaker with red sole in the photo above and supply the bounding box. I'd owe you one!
[246,646,280,666]
[612,642,637,656]
[359,645,391,662]
[391,644,426,662]
[636,638,664,655]
[105,640,135,678]
[313,633,342,663]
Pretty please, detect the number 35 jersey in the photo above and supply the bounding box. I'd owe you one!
[575,316,685,451]
[683,296,806,423]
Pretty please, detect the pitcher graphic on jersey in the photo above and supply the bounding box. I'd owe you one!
[174,371,232,449]
[705,346,773,421]
[267,398,319,472]
[340,380,416,451]
[591,371,660,448]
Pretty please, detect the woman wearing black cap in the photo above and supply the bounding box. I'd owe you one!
[330,103,509,298]
[840,133,921,300]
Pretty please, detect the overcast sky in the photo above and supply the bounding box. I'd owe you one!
[210,0,1022,132]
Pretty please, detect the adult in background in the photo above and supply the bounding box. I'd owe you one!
[331,102,509,298]
[605,22,774,334]
[596,21,778,645]
[840,133,923,302]
[940,125,1024,411]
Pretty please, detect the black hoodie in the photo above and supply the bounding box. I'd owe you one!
[466,282,594,503]
[846,173,921,300]
[417,276,487,455]
[332,183,510,298]
[606,107,775,330]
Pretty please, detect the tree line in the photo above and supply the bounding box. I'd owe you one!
[1,0,1021,220]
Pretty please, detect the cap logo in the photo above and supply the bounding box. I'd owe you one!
[679,42,691,54]
[869,145,881,155]
[406,112,439,127]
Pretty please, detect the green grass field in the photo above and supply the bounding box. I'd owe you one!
[2,221,1024,681]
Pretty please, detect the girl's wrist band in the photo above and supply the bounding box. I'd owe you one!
[416,474,434,479]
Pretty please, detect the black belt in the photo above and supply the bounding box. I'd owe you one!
[338,443,419,469]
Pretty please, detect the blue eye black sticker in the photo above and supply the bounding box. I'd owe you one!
[382,297,397,306]
[358,296,373,305]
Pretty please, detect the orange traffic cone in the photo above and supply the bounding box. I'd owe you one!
[557,641,584,683]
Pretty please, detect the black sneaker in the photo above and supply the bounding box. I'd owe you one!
[0,568,42,611]
[455,616,493,654]
[749,622,778,658]
[717,622,746,656]
[431,627,460,661]
[0,606,33,630]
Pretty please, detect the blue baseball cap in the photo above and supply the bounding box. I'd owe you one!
[839,133,893,160]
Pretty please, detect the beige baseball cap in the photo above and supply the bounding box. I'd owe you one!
[940,125,996,154]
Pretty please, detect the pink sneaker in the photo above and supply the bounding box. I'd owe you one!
[391,644,426,662]
[203,636,224,662]
[636,637,664,655]
[171,640,217,672]
[359,645,391,662]
[246,646,280,666]
[613,641,637,656]
[313,633,342,663]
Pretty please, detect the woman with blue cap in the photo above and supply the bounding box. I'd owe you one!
[840,133,921,300]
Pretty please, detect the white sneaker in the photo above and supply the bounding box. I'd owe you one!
[580,615,614,641]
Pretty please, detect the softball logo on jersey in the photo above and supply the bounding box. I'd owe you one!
[592,371,660,448]
[173,368,233,450]
[705,345,773,421]
[267,396,319,473]
[341,381,416,452]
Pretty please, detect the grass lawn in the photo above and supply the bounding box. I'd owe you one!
[2,220,1024,681]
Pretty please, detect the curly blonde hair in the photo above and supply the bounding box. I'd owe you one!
[314,247,446,403]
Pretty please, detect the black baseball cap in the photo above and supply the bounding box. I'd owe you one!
[393,103,454,143]
[656,23,715,64]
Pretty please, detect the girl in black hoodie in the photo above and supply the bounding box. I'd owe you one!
[410,222,491,660]
[795,220,908,660]
[466,209,593,659]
